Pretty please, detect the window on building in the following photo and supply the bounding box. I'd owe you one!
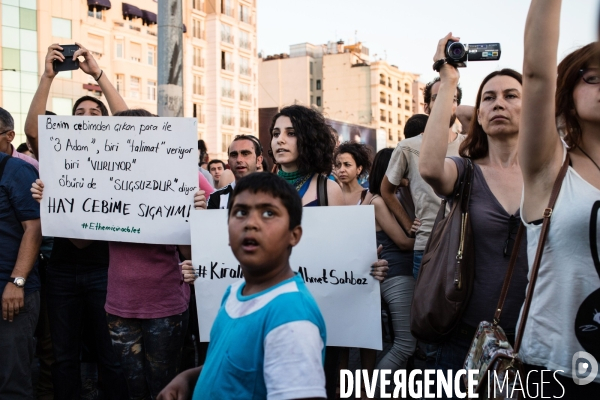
[52,17,71,38]
[388,77,391,88]
[239,56,250,76]
[380,92,385,104]
[316,80,321,90]
[115,40,124,58]
[310,79,313,91]
[398,114,401,125]
[221,23,233,44]
[130,76,140,99]
[115,74,124,95]
[239,30,250,50]
[147,80,156,101]
[405,99,410,111]
[221,79,233,98]
[192,0,203,11]
[222,133,232,153]
[310,62,313,75]
[380,109,386,122]
[88,8,103,19]
[193,103,204,123]
[221,51,233,71]
[398,130,403,141]
[193,47,203,67]
[388,111,392,122]
[87,34,104,56]
[397,97,401,108]
[192,19,202,39]
[405,83,410,94]
[147,45,156,66]
[397,80,401,91]
[130,42,141,62]
[239,83,251,102]
[221,0,234,16]
[222,106,234,126]
[239,4,251,23]
[240,109,250,128]
[316,97,322,107]
[311,96,314,105]
[388,129,393,141]
[388,94,392,105]
[193,75,203,95]
[380,74,385,85]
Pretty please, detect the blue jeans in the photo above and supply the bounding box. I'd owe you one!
[413,250,424,280]
[46,266,128,399]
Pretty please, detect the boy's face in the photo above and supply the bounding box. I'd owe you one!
[229,190,302,274]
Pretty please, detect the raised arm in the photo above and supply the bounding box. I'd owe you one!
[74,43,128,114]
[520,0,564,184]
[24,44,62,158]
[419,33,460,197]
[381,176,413,234]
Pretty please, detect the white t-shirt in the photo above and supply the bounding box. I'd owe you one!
[519,146,600,383]
[385,133,465,250]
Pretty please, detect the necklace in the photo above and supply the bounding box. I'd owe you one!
[577,145,600,173]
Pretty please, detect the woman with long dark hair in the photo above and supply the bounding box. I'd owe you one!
[362,148,416,394]
[518,0,600,396]
[418,34,529,395]
[334,142,371,205]
[269,105,344,206]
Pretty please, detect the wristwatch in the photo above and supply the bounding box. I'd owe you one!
[11,277,26,288]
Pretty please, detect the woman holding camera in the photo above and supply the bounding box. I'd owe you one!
[418,33,529,394]
[518,0,600,395]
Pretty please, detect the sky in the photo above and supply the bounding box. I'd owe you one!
[256,0,597,106]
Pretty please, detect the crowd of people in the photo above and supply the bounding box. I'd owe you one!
[1,0,599,398]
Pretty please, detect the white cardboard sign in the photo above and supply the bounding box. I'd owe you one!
[38,115,198,244]
[191,206,383,350]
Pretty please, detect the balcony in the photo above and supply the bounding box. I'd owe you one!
[405,105,410,111]
[193,85,205,96]
[222,115,234,125]
[380,115,386,122]
[239,66,251,76]
[240,92,252,102]
[380,79,386,85]
[405,89,410,94]
[221,33,234,44]
[380,97,386,104]
[221,62,234,72]
[240,118,251,128]
[239,40,251,50]
[221,89,234,99]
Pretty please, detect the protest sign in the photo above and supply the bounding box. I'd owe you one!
[38,115,198,244]
[191,206,382,350]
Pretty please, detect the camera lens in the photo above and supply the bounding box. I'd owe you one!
[447,43,466,60]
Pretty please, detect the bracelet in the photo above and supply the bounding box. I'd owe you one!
[95,70,103,81]
[432,58,446,72]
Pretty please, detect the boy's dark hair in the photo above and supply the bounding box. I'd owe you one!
[404,114,429,139]
[0,107,14,131]
[208,159,226,170]
[72,96,109,116]
[113,109,155,117]
[368,148,394,196]
[16,143,30,153]
[334,141,372,178]
[232,134,262,157]
[268,105,336,175]
[423,77,463,107]
[229,173,302,230]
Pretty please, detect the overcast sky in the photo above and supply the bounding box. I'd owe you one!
[257,0,597,106]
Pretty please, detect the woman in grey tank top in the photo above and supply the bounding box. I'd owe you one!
[417,33,530,397]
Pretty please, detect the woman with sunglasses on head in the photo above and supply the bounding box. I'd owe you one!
[518,0,600,396]
[418,34,529,395]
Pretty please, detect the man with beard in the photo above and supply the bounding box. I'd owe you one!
[204,135,263,210]
[381,77,470,280]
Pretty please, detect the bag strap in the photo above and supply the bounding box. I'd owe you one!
[493,223,525,325]
[317,174,328,207]
[459,158,475,212]
[512,154,570,353]
[0,154,12,182]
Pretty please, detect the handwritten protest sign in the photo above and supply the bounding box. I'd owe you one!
[38,116,198,244]
[191,207,382,350]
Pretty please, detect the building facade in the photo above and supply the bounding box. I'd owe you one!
[258,41,421,147]
[0,0,258,159]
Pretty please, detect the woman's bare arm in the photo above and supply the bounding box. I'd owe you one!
[372,197,414,251]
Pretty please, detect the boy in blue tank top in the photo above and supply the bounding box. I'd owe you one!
[158,173,327,400]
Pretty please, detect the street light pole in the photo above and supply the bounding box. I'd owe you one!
[157,0,183,117]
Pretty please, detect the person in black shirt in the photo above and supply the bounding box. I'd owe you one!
[203,135,263,210]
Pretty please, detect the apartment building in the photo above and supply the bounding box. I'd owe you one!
[0,0,258,159]
[258,41,420,147]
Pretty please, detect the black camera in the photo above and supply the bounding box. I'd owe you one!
[53,44,80,73]
[445,40,501,68]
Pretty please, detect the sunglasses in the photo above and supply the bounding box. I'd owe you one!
[579,68,600,85]
[503,215,520,258]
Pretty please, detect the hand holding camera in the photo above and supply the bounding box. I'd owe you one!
[44,42,102,81]
[433,32,502,72]
[433,33,461,82]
